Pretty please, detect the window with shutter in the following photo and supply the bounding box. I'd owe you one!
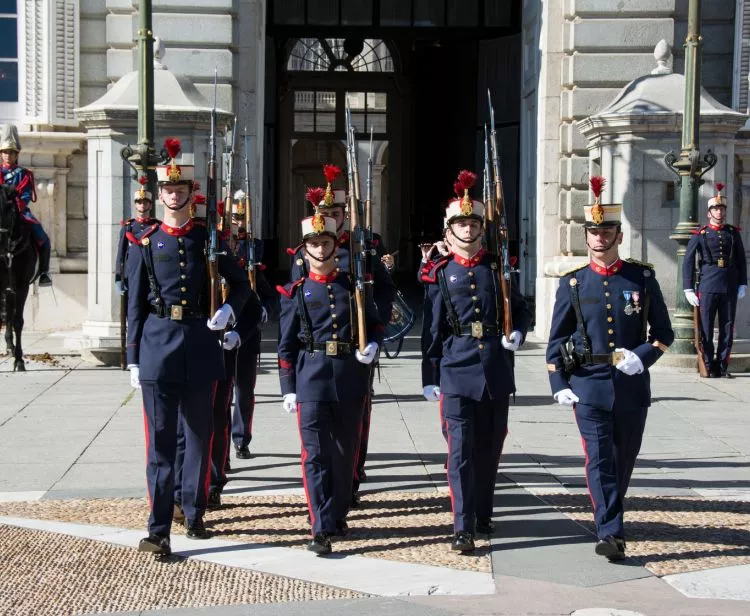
[20,0,78,126]
[733,0,750,113]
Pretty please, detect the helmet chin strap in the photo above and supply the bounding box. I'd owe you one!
[585,226,620,253]
[161,187,193,211]
[304,241,337,263]
[448,221,483,246]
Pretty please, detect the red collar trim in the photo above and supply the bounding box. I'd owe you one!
[135,216,153,223]
[708,223,725,231]
[338,232,349,245]
[452,249,487,268]
[590,259,623,276]
[161,219,194,237]
[309,270,339,284]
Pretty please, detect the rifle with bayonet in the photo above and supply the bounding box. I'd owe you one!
[365,127,374,258]
[221,116,237,235]
[487,89,513,339]
[242,130,257,291]
[206,69,222,317]
[345,102,368,353]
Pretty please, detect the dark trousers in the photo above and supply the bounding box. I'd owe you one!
[231,351,259,449]
[574,402,648,540]
[141,379,215,536]
[699,292,737,370]
[440,391,509,533]
[352,366,376,491]
[297,398,366,536]
[210,376,235,492]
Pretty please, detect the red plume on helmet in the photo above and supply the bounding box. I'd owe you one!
[456,170,477,192]
[323,165,342,183]
[589,176,606,200]
[164,138,181,160]
[453,180,463,198]
[715,182,725,193]
[138,176,148,186]
[306,187,326,209]
[193,193,206,205]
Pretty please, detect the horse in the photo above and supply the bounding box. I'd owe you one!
[0,184,37,371]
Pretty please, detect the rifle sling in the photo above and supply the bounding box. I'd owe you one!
[295,286,314,352]
[568,276,593,363]
[139,241,164,308]
[437,268,462,336]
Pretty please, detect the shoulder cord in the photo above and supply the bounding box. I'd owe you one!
[568,276,593,363]
[437,268,461,336]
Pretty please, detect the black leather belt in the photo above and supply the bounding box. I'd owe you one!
[308,341,354,356]
[458,323,500,338]
[150,305,206,320]
[577,351,624,366]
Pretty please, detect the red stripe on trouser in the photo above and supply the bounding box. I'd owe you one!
[296,402,315,536]
[203,381,218,500]
[440,394,456,522]
[576,404,596,513]
[142,405,152,510]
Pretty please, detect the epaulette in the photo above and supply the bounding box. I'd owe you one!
[419,256,450,284]
[129,223,160,246]
[693,225,707,235]
[276,277,305,299]
[286,243,303,257]
[624,258,654,269]
[560,263,588,277]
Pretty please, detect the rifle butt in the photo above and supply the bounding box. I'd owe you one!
[693,306,709,377]
[355,287,367,352]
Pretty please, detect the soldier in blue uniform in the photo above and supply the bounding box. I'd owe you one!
[420,170,531,553]
[278,204,384,555]
[115,177,160,296]
[126,138,253,556]
[683,183,747,378]
[288,166,395,502]
[546,176,674,562]
[0,124,53,286]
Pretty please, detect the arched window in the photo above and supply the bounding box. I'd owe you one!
[287,38,394,73]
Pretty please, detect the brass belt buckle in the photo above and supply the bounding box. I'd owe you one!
[471,322,484,339]
[717,258,725,268]
[170,305,183,320]
[326,341,338,356]
[611,350,624,365]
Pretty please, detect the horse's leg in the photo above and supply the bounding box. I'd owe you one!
[3,290,15,361]
[13,271,31,373]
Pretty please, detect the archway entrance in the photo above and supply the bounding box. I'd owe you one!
[265,1,524,285]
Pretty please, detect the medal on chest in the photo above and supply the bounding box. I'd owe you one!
[622,290,640,316]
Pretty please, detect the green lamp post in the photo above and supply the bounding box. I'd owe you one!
[665,0,717,354]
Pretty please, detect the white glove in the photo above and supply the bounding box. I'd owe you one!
[435,241,450,256]
[615,347,644,376]
[355,342,379,365]
[282,393,297,414]
[207,304,235,330]
[222,330,241,350]
[683,289,700,307]
[128,364,141,389]
[501,330,522,351]
[261,306,268,323]
[423,385,441,401]
[115,280,126,296]
[739,285,747,299]
[553,388,579,405]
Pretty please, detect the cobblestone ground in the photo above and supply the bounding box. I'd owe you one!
[0,492,492,573]
[0,525,364,616]
[541,493,750,576]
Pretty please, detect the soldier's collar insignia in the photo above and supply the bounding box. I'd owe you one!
[309,270,339,284]
[452,248,486,268]
[161,219,194,237]
[338,231,349,245]
[589,258,622,276]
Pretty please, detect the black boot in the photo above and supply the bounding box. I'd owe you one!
[307,533,332,555]
[595,536,626,561]
[235,445,252,459]
[185,518,210,540]
[451,531,475,553]
[476,518,495,535]
[207,489,222,509]
[36,242,52,286]
[138,533,171,555]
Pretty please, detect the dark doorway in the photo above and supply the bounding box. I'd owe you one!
[264,1,522,278]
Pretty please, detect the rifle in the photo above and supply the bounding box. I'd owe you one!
[345,102,368,352]
[221,116,237,234]
[206,69,222,317]
[243,130,257,291]
[487,89,513,339]
[365,127,373,252]
[692,258,708,377]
